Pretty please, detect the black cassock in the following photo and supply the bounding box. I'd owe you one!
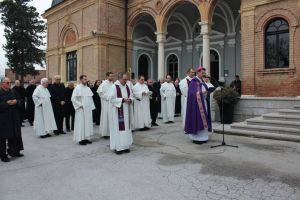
[25,84,36,125]
[92,86,101,125]
[50,83,66,133]
[148,84,159,125]
[0,89,24,157]
[12,85,26,122]
[175,84,181,115]
[154,82,162,114]
[64,87,75,131]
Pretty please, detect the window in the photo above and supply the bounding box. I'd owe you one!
[66,51,77,81]
[265,18,289,69]
[167,54,178,79]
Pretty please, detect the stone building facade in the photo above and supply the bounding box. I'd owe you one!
[43,0,300,97]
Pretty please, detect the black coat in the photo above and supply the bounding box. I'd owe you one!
[175,85,181,114]
[148,84,159,113]
[12,86,26,120]
[0,89,22,139]
[50,83,66,106]
[25,84,36,121]
[64,87,75,115]
[92,86,101,110]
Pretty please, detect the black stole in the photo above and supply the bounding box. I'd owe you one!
[115,84,130,131]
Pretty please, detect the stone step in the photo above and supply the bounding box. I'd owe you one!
[213,127,300,143]
[294,105,300,110]
[246,117,300,129]
[230,122,300,136]
[262,113,300,122]
[278,109,300,116]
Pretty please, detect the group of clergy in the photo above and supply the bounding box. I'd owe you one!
[0,66,216,161]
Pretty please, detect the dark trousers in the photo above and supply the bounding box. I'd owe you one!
[53,105,64,132]
[26,102,35,124]
[93,108,101,125]
[150,102,158,124]
[0,136,24,157]
[65,112,75,131]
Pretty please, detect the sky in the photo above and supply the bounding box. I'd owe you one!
[0,0,52,76]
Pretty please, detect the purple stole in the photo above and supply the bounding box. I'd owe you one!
[196,79,209,129]
[115,84,130,131]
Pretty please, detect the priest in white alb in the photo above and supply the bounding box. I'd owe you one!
[72,75,95,145]
[109,72,133,155]
[133,75,152,130]
[97,72,114,138]
[32,78,57,138]
[179,68,195,128]
[160,75,176,124]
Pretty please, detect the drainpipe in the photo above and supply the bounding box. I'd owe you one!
[125,0,128,72]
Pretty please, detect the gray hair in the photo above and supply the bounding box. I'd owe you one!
[118,72,128,79]
[41,78,48,85]
[0,77,9,83]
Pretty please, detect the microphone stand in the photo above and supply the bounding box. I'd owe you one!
[207,76,238,149]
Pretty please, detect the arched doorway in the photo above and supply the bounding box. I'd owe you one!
[210,50,220,83]
[138,54,150,80]
[167,54,179,80]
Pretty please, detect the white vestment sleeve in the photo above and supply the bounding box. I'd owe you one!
[32,88,43,106]
[180,79,188,97]
[110,85,123,108]
[160,84,167,99]
[71,88,83,110]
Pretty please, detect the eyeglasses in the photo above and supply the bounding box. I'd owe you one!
[3,82,11,84]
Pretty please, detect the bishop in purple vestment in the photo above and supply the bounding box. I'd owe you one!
[184,67,211,144]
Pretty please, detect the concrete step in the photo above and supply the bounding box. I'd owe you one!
[213,127,300,143]
[230,122,300,136]
[246,117,300,129]
[262,113,300,122]
[278,109,300,116]
[294,105,300,110]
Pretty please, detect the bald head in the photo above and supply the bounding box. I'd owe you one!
[15,80,20,86]
[1,77,11,90]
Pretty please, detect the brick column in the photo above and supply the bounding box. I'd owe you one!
[240,9,255,95]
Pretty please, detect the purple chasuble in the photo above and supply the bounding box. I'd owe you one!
[116,84,130,131]
[184,77,211,134]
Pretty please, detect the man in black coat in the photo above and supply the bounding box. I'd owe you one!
[25,79,36,126]
[50,75,66,135]
[12,80,26,126]
[92,80,101,126]
[147,79,159,126]
[64,82,75,132]
[230,75,242,96]
[0,77,24,162]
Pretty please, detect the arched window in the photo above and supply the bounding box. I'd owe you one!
[167,54,178,79]
[265,18,289,69]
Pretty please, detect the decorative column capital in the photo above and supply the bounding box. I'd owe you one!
[155,32,167,43]
[199,21,212,35]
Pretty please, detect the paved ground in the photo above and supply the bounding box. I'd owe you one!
[1,117,300,200]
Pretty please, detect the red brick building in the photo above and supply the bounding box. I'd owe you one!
[5,69,47,83]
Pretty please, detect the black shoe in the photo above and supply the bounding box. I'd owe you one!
[46,134,52,137]
[103,136,110,139]
[40,135,47,139]
[21,124,25,127]
[66,129,71,132]
[114,150,123,155]
[54,131,60,136]
[152,123,159,126]
[169,121,174,123]
[84,140,92,144]
[9,153,24,158]
[79,141,87,145]
[122,149,130,153]
[192,140,207,144]
[60,131,66,135]
[1,156,10,162]
[30,123,33,126]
